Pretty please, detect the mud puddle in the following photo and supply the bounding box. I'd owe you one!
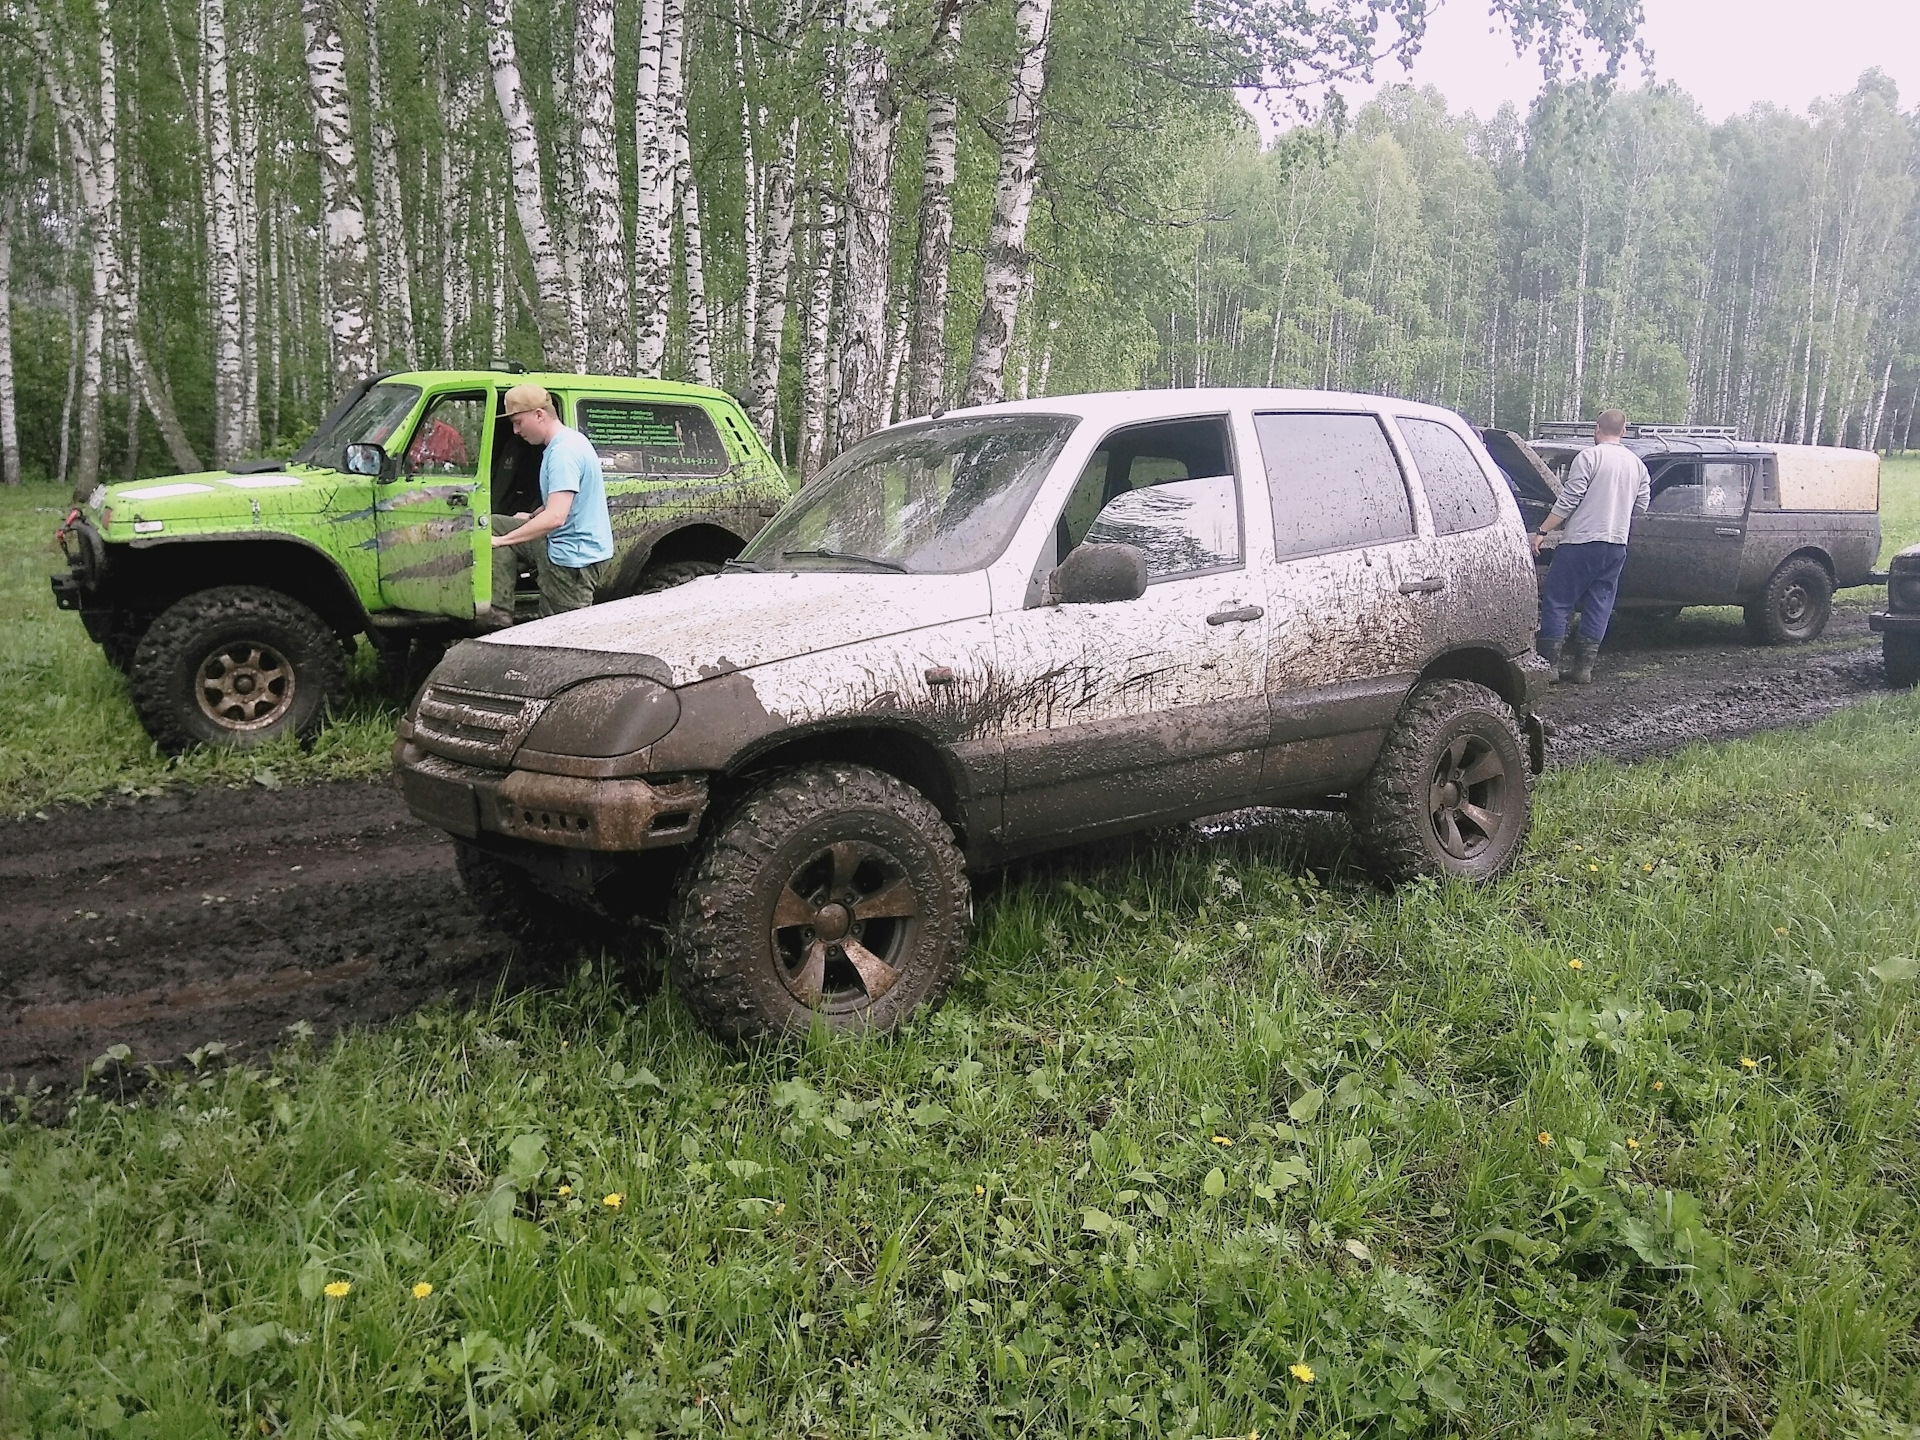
[2,603,1899,1093]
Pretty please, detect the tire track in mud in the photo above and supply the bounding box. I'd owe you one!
[1,608,1900,1092]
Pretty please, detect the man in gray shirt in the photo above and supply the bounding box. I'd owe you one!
[1530,408,1651,684]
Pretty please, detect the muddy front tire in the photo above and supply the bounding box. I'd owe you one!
[636,558,726,594]
[1352,680,1532,884]
[1744,557,1832,645]
[129,586,347,754]
[1886,633,1920,689]
[669,763,970,1043]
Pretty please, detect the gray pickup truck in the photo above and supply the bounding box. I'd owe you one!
[1483,425,1881,644]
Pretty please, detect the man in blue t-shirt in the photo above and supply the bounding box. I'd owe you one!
[489,384,616,617]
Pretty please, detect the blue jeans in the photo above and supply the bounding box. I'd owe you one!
[1540,541,1629,644]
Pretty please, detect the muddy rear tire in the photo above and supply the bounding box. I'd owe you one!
[1352,680,1532,884]
[669,763,970,1043]
[130,586,347,754]
[1886,633,1920,689]
[1744,557,1832,645]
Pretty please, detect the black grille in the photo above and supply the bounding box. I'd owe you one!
[411,685,546,768]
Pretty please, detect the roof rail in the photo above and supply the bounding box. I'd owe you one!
[1535,420,1742,442]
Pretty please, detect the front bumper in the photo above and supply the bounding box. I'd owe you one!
[1869,611,1920,635]
[394,737,708,851]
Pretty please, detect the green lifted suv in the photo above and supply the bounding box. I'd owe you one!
[52,369,791,752]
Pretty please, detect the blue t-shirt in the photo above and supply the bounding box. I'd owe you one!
[539,424,615,568]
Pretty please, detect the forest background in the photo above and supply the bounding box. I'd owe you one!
[0,0,1915,499]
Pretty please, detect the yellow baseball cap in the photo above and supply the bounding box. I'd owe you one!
[501,383,553,416]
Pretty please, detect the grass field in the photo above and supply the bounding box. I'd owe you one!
[2,457,1918,815]
[2,664,1919,1433]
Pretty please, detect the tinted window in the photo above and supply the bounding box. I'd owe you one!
[1255,412,1414,557]
[576,398,730,478]
[1082,476,1241,580]
[1648,460,1701,515]
[1399,418,1501,534]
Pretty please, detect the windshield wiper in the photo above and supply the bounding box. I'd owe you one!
[779,548,908,572]
[723,557,764,572]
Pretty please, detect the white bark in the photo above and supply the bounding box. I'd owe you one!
[906,0,960,416]
[0,190,16,485]
[204,0,245,464]
[632,0,670,375]
[676,126,714,386]
[300,0,378,395]
[364,0,417,368]
[732,0,759,367]
[834,0,897,448]
[963,0,1051,407]
[486,0,574,368]
[574,0,630,371]
[797,180,840,477]
[749,116,798,441]
[233,30,262,452]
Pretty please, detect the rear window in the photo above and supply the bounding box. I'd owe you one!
[1255,411,1415,559]
[576,398,730,479]
[1398,418,1501,534]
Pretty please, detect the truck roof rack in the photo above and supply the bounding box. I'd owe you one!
[1535,420,1742,442]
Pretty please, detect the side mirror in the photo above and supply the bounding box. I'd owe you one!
[343,442,386,478]
[1050,542,1147,605]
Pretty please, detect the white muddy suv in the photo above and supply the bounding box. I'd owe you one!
[396,390,1549,1040]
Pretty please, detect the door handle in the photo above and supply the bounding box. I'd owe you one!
[1398,577,1445,595]
[447,491,470,508]
[1206,605,1264,626]
[1714,526,1741,537]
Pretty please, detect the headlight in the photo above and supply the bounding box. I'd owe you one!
[1891,570,1920,613]
[519,677,680,758]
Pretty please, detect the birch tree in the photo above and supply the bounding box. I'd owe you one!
[203,0,246,463]
[0,80,25,485]
[363,0,416,368]
[749,117,798,441]
[574,0,630,371]
[905,0,960,417]
[963,0,1050,406]
[486,0,574,369]
[633,0,680,375]
[833,0,898,447]
[299,0,377,394]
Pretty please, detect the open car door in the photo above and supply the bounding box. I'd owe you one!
[1479,429,1560,534]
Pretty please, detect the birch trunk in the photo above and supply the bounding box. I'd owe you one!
[904,0,959,417]
[797,181,840,477]
[486,0,574,368]
[363,0,417,368]
[203,0,246,464]
[732,0,759,367]
[0,189,16,484]
[299,0,377,395]
[632,0,672,375]
[550,44,589,368]
[574,0,629,371]
[234,33,262,451]
[676,126,715,386]
[963,0,1051,407]
[834,0,897,446]
[749,117,797,441]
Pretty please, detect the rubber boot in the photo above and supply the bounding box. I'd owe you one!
[1565,636,1597,685]
[1535,631,1564,671]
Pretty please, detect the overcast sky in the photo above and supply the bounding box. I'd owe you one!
[1263,0,1920,129]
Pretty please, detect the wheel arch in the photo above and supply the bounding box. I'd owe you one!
[1415,645,1529,712]
[722,720,973,843]
[113,536,369,637]
[609,520,753,597]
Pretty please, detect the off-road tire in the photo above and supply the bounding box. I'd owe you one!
[1744,557,1832,645]
[97,610,150,673]
[637,558,726,594]
[1886,633,1920,689]
[371,632,448,707]
[669,763,971,1043]
[130,586,347,754]
[453,839,660,990]
[1352,680,1532,884]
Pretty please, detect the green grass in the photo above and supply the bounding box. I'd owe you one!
[3,459,1917,816]
[4,696,1919,1437]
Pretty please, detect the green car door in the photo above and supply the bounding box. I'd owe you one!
[376,389,490,616]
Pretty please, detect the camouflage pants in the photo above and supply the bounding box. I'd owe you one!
[491,514,613,618]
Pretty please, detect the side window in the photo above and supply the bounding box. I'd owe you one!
[1255,411,1414,558]
[404,392,485,478]
[1398,418,1502,534]
[1052,417,1240,581]
[1702,461,1748,518]
[576,398,730,479]
[1647,460,1701,515]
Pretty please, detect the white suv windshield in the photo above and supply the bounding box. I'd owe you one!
[742,415,1076,574]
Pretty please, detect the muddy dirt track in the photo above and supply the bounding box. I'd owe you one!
[2,606,1900,1093]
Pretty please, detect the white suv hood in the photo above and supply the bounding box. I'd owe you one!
[478,570,993,685]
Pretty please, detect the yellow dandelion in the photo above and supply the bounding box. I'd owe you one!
[323,1280,351,1299]
[774,1202,787,1216]
[1537,1131,1553,1147]
[1212,1135,1234,1147]
[975,1184,986,1197]
[1588,864,1599,872]
[1568,959,1584,971]
[1625,1137,1640,1150]
[603,1192,624,1209]
[1740,1056,1759,1070]
[1644,863,1654,872]
[1290,1362,1315,1384]
[411,1282,433,1299]
[1773,927,1788,937]
[557,1184,573,1198]
[1653,1080,1665,1091]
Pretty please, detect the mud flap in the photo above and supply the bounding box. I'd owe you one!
[1523,713,1548,775]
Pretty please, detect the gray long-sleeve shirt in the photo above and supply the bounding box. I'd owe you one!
[1551,441,1651,545]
